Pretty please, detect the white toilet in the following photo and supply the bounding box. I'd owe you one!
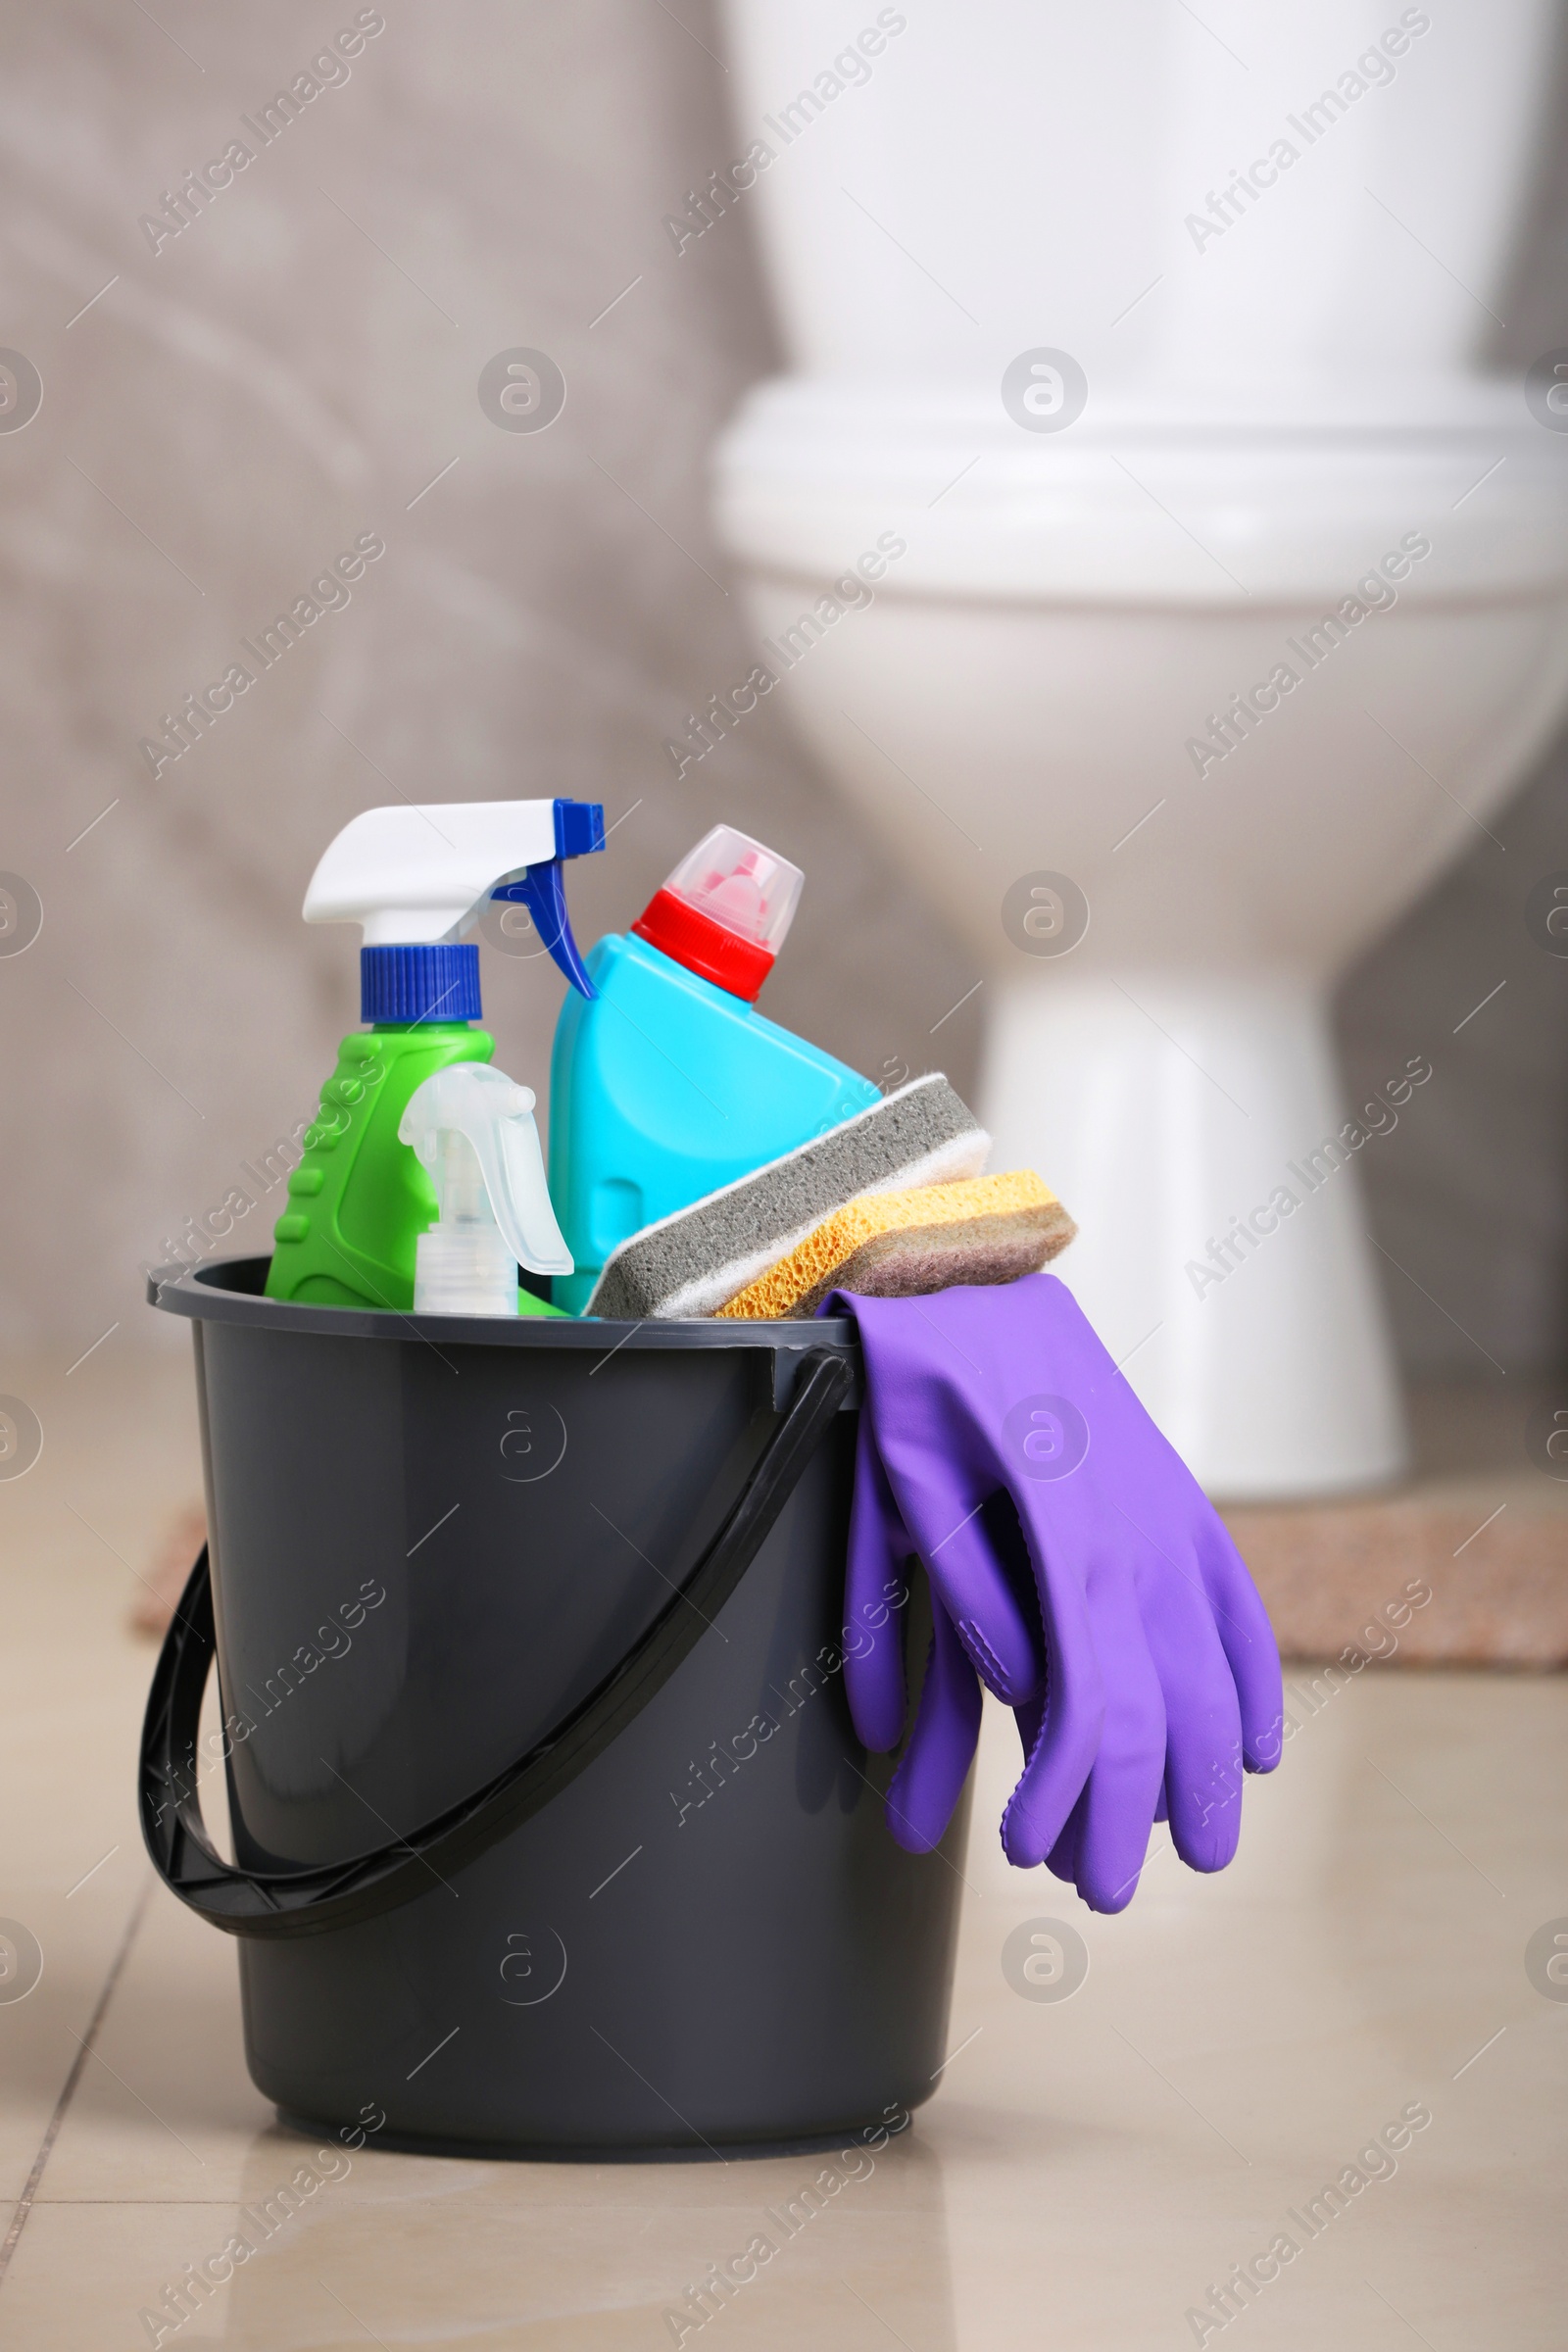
[712,0,1568,1495]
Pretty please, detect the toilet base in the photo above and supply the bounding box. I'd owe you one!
[980,972,1410,1500]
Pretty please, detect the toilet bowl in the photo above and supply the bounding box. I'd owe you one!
[711,0,1568,1495]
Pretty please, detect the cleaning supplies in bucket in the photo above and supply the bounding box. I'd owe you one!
[549,825,882,1312]
[138,773,1284,2175]
[828,1274,1285,1912]
[399,1064,571,1315]
[266,798,602,1312]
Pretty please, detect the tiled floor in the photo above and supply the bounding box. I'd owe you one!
[1,1350,1563,2348]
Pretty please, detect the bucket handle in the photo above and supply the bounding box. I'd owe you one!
[139,1347,853,1940]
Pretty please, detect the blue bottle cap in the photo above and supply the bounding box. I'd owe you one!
[361,943,481,1026]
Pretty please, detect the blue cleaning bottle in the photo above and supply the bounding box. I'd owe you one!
[550,825,881,1312]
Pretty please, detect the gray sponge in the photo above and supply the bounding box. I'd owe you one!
[586,1073,989,1320]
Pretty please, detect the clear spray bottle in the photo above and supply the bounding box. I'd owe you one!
[399,1064,572,1317]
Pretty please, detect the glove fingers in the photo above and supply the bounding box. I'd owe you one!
[1070,1567,1168,1913]
[1192,1516,1285,1774]
[876,1455,1045,1705]
[1142,1585,1247,1875]
[1000,1511,1105,1868]
[1044,1778,1088,1889]
[884,1597,983,1853]
[843,1415,912,1753]
[1015,1685,1084,1886]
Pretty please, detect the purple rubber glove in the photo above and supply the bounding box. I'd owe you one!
[826,1275,1284,1912]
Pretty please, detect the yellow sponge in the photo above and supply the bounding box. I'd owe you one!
[716,1169,1074,1321]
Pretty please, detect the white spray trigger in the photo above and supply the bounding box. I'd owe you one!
[399,1065,572,1316]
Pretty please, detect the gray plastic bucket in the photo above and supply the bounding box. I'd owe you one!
[140,1256,969,2159]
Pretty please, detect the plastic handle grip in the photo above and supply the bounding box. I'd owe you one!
[490,859,598,999]
[493,1107,573,1276]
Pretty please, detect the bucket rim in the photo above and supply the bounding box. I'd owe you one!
[147,1255,860,1361]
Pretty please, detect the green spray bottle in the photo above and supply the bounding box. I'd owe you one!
[265,798,604,1312]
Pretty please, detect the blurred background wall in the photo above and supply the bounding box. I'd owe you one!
[0,0,1564,1382]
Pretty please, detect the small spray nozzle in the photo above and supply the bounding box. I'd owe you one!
[399,1063,572,1314]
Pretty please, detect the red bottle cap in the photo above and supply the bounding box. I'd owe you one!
[629,826,804,1004]
[632,889,774,1001]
